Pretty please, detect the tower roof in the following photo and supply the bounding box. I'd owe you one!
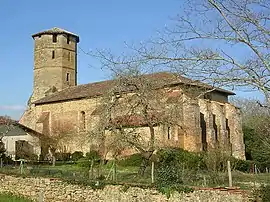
[32,27,79,42]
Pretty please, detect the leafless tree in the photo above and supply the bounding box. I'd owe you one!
[232,97,270,159]
[41,119,75,166]
[95,0,269,104]
[89,69,187,176]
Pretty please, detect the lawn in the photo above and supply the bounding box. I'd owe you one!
[1,162,270,190]
[0,193,31,202]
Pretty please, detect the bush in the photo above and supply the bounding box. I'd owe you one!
[77,150,101,168]
[252,184,270,202]
[55,152,71,161]
[118,153,144,167]
[155,148,203,190]
[156,164,183,186]
[157,148,204,170]
[157,184,194,199]
[231,158,253,172]
[71,151,84,161]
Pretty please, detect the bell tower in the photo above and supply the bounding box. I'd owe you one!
[30,27,79,103]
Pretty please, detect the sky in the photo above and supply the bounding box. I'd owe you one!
[0,0,264,119]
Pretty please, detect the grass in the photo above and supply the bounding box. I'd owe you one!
[1,162,270,190]
[0,193,31,202]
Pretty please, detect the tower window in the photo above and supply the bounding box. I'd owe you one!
[52,50,55,59]
[167,126,171,139]
[67,35,70,44]
[68,52,71,61]
[53,34,57,43]
[66,73,70,82]
[80,111,86,131]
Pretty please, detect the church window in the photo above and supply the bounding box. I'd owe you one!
[167,126,171,139]
[52,50,55,59]
[213,114,218,142]
[66,73,70,82]
[53,34,57,43]
[80,111,86,131]
[67,35,70,44]
[68,52,71,61]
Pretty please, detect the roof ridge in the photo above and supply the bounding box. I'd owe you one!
[33,71,235,105]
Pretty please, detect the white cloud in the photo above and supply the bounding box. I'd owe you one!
[0,105,26,111]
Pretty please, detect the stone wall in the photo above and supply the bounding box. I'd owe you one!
[20,90,246,159]
[31,33,78,103]
[0,174,247,202]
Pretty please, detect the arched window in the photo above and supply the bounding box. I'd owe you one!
[80,111,86,131]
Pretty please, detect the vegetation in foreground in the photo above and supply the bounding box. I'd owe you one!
[0,192,31,202]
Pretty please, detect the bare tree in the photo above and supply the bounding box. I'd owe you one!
[40,119,75,166]
[232,97,270,163]
[95,0,269,103]
[89,69,186,176]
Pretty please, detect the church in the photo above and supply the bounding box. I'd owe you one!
[19,27,245,160]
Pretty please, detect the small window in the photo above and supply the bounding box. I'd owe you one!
[68,52,71,61]
[167,126,171,140]
[67,35,70,44]
[80,111,86,131]
[52,34,57,43]
[66,73,70,82]
[52,50,55,59]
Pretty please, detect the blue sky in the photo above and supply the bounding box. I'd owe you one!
[0,0,264,119]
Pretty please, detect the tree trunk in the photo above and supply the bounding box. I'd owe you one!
[138,125,155,176]
[138,157,149,176]
[52,155,56,167]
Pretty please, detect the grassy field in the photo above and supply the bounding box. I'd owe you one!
[0,162,269,190]
[0,193,31,202]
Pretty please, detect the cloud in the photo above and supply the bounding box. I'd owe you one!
[0,105,26,111]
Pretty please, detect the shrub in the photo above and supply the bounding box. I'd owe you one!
[155,148,203,191]
[77,150,101,168]
[231,158,253,172]
[55,152,71,161]
[252,184,270,202]
[71,151,84,161]
[156,164,183,186]
[157,148,204,170]
[118,153,144,167]
[157,184,194,199]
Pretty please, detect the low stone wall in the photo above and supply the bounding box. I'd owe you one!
[0,174,247,202]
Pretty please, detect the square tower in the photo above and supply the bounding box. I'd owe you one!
[30,27,79,104]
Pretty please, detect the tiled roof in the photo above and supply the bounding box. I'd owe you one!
[34,72,235,105]
[0,119,43,137]
[32,27,79,42]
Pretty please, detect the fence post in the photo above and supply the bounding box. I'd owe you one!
[227,160,232,187]
[151,161,154,184]
[89,159,94,180]
[19,159,24,175]
[112,159,116,181]
[255,164,258,174]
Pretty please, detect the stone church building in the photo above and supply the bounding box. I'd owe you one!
[20,27,245,160]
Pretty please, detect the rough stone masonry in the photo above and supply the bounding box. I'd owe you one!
[19,27,245,159]
[0,174,247,202]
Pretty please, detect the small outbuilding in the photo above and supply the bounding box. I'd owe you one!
[0,121,41,160]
